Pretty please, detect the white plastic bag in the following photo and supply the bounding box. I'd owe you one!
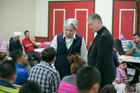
[113,83,126,93]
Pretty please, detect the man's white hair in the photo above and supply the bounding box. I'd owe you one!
[63,18,78,31]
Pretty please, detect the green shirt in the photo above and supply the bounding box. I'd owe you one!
[128,43,140,57]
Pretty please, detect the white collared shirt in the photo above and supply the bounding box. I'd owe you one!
[50,33,88,62]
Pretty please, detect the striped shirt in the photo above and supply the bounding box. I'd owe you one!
[0,80,18,93]
[28,61,60,93]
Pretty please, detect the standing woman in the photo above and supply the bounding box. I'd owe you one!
[51,18,87,79]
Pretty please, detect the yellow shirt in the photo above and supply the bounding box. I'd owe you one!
[0,85,18,93]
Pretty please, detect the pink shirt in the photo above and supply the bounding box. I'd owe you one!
[58,74,77,93]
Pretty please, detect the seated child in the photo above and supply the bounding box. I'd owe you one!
[114,63,130,93]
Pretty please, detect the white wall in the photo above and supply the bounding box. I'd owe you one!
[0,0,35,41]
[35,0,49,37]
[95,0,113,33]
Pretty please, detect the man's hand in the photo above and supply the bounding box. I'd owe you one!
[126,43,134,56]
[132,43,136,49]
[29,36,34,41]
[29,36,36,45]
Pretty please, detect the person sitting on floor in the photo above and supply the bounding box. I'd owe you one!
[10,49,29,85]
[99,84,116,93]
[28,47,60,93]
[0,60,18,93]
[58,54,86,93]
[19,82,42,93]
[77,66,101,93]
[114,63,129,92]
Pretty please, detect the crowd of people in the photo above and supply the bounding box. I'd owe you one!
[0,13,140,93]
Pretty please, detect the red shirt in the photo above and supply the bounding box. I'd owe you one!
[22,38,34,53]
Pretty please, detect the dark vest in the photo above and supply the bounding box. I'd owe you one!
[55,33,82,79]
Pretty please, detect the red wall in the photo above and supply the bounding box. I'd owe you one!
[35,37,48,43]
[113,1,136,40]
[48,1,94,48]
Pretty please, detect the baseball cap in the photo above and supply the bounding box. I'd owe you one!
[12,32,22,37]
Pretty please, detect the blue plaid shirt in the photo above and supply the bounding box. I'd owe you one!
[28,61,60,93]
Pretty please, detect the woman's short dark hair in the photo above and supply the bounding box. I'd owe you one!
[67,54,86,74]
[41,47,56,63]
